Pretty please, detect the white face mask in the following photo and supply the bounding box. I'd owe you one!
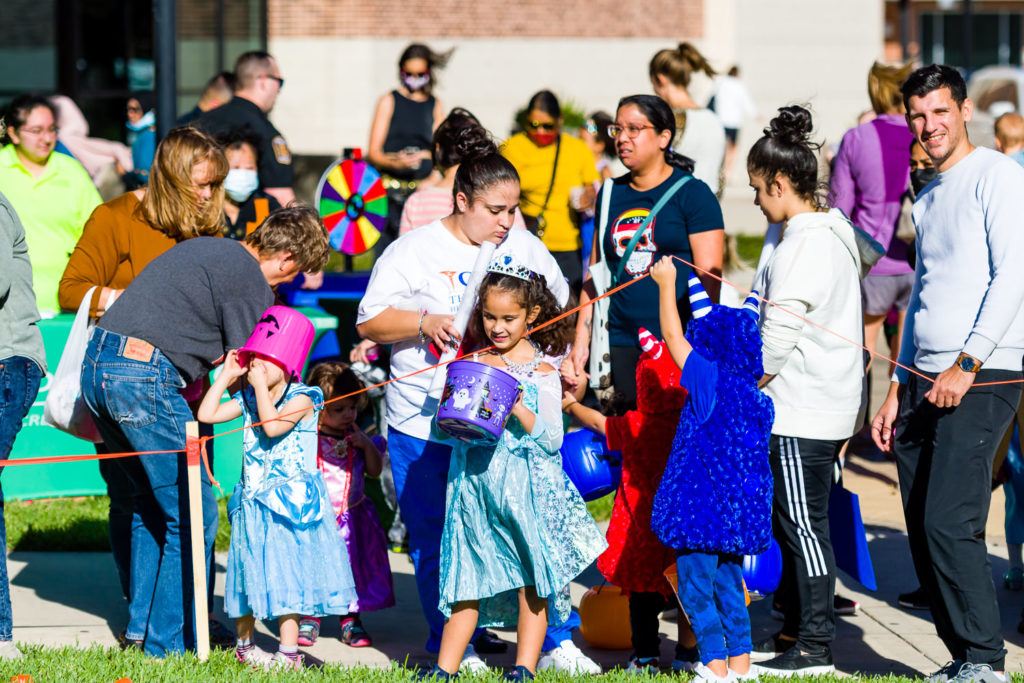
[224,168,259,203]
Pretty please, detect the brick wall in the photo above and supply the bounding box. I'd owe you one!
[179,0,258,39]
[268,0,703,38]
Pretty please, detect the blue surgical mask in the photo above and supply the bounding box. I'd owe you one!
[224,168,259,203]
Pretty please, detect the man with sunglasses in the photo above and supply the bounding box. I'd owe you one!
[197,51,294,207]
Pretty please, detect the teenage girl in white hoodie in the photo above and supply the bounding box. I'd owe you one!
[745,106,867,678]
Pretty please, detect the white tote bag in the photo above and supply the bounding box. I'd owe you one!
[43,286,102,443]
[588,179,615,390]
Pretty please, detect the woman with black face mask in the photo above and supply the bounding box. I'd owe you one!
[367,43,450,252]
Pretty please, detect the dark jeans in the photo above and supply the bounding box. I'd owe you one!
[0,357,42,641]
[895,367,1023,669]
[770,435,841,651]
[609,345,641,412]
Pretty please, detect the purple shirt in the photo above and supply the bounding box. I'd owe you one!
[831,113,914,275]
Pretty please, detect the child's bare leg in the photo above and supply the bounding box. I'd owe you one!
[438,601,479,674]
[516,586,548,672]
[677,609,697,648]
[278,614,300,648]
[729,652,751,675]
[235,614,255,641]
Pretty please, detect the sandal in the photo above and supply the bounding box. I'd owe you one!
[341,618,372,647]
[297,616,320,646]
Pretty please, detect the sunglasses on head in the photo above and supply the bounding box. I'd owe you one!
[527,121,557,132]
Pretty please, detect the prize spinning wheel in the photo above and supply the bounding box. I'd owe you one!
[315,158,387,255]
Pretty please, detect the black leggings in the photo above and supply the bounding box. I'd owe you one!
[609,345,641,411]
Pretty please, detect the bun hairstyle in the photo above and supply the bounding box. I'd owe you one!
[452,152,519,209]
[433,108,497,170]
[747,105,828,207]
[617,94,695,174]
[649,42,716,89]
[470,271,576,358]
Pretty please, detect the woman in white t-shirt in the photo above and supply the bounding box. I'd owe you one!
[650,43,726,197]
[356,153,597,673]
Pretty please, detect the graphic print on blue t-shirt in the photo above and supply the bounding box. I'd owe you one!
[610,208,659,278]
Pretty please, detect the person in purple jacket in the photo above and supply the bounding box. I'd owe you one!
[831,61,915,377]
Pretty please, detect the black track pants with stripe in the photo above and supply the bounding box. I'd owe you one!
[770,435,842,650]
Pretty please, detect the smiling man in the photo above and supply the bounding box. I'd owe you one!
[872,65,1024,683]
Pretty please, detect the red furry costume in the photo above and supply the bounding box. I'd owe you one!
[597,329,688,594]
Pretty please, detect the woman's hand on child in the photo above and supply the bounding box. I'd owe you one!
[223,350,248,380]
[650,256,677,286]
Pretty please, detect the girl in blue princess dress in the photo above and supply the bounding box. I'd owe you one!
[427,256,606,682]
[198,349,356,671]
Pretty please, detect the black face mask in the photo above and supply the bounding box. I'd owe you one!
[911,168,938,196]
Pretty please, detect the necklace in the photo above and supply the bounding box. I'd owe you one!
[499,339,541,376]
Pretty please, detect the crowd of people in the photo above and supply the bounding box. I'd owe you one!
[1,39,1023,683]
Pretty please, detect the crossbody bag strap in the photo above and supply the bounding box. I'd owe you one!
[538,134,561,215]
[613,175,692,284]
[595,177,614,266]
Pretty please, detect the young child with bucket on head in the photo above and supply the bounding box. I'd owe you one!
[647,257,774,683]
[425,254,606,681]
[197,306,357,671]
[296,361,395,648]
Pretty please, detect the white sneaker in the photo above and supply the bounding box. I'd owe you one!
[692,662,731,683]
[730,666,760,682]
[460,644,490,673]
[538,640,602,674]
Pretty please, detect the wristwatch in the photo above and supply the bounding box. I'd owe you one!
[955,352,982,373]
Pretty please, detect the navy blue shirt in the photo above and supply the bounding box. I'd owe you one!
[597,167,723,347]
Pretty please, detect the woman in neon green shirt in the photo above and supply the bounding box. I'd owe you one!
[0,95,101,316]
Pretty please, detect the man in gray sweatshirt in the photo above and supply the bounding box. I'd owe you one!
[873,65,1024,683]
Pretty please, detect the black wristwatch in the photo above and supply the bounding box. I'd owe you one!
[956,352,982,373]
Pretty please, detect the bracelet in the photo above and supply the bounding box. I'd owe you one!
[418,311,429,345]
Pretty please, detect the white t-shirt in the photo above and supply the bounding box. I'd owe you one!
[674,108,726,195]
[712,75,756,129]
[357,219,569,440]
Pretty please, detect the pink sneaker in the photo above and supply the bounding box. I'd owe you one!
[297,616,320,646]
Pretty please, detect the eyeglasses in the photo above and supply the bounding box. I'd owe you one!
[608,124,655,139]
[263,74,285,88]
[526,121,557,132]
[19,126,59,137]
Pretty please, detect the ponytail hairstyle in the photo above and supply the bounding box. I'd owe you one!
[470,271,576,358]
[747,105,828,208]
[432,107,497,170]
[868,61,915,115]
[617,94,695,174]
[649,42,716,90]
[452,152,520,209]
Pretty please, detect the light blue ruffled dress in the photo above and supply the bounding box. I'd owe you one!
[438,369,607,627]
[225,383,357,620]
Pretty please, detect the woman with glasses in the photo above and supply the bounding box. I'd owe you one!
[367,43,449,252]
[0,94,101,316]
[502,90,600,293]
[568,94,723,673]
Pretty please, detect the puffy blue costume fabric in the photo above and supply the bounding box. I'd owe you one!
[651,277,775,556]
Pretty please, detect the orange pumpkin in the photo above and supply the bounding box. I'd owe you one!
[578,584,633,649]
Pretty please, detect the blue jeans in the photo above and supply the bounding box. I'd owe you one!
[388,427,577,653]
[0,357,42,642]
[81,330,218,656]
[676,551,751,663]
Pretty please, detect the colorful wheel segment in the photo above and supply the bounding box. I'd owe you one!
[315,159,387,255]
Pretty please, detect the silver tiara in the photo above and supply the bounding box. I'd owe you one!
[488,253,536,282]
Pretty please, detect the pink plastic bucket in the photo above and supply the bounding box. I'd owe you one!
[238,306,315,380]
[436,360,521,443]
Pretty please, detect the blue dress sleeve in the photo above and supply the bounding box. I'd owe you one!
[680,351,718,424]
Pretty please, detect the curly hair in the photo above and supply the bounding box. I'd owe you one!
[469,271,575,357]
[306,361,368,410]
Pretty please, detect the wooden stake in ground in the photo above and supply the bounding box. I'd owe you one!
[185,421,210,660]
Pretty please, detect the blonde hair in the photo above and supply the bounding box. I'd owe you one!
[649,42,716,89]
[139,127,228,240]
[244,205,330,274]
[995,112,1024,148]
[868,61,914,115]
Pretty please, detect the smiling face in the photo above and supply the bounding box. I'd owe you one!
[454,180,519,245]
[321,397,359,432]
[9,106,57,165]
[614,103,671,173]
[906,86,973,172]
[480,287,538,352]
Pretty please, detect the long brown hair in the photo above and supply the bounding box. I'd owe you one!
[139,126,228,240]
[470,272,575,357]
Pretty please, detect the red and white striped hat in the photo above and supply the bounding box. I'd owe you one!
[638,327,663,359]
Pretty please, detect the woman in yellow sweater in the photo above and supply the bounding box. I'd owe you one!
[502,90,600,293]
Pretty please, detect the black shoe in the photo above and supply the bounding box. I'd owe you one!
[750,632,796,662]
[117,629,144,652]
[834,595,859,616]
[208,618,236,648]
[503,665,535,682]
[756,645,835,677]
[415,665,458,681]
[898,587,930,610]
[472,629,509,654]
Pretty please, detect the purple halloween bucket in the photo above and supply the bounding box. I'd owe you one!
[436,360,521,443]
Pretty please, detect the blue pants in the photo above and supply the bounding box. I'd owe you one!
[81,330,218,656]
[676,551,751,663]
[0,357,42,642]
[388,428,576,653]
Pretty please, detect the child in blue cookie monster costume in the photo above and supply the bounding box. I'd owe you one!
[648,257,774,683]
